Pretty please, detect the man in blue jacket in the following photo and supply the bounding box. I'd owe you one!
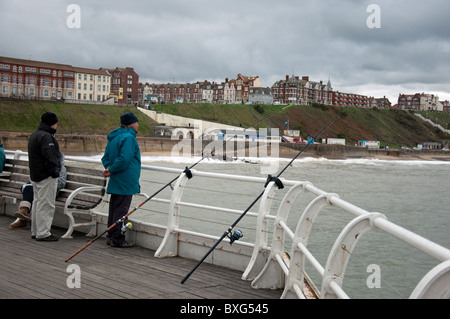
[102,112,141,248]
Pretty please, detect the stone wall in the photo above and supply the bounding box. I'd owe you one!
[2,131,449,160]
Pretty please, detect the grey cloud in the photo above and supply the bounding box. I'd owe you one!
[0,0,449,102]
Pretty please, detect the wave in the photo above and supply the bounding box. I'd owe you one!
[42,152,450,167]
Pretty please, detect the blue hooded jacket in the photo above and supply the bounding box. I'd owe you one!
[101,127,141,195]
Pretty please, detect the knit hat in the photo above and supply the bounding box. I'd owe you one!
[120,112,139,126]
[41,112,58,126]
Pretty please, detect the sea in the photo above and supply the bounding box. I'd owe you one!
[73,153,450,299]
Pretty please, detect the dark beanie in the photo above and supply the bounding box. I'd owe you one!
[41,112,58,126]
[120,112,139,126]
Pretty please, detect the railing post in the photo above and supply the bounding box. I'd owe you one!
[282,193,337,298]
[409,260,450,299]
[250,182,309,291]
[242,180,279,281]
[320,213,386,299]
[154,171,190,258]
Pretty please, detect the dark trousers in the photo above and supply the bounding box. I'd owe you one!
[22,184,34,203]
[107,194,132,245]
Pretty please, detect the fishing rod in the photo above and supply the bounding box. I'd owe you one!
[65,105,294,262]
[181,108,345,284]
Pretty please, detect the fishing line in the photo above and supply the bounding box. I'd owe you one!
[181,108,345,284]
[65,104,294,262]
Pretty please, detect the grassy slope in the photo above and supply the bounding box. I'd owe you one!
[152,103,449,148]
[1,99,448,147]
[0,99,157,136]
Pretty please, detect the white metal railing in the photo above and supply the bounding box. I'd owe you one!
[4,150,450,299]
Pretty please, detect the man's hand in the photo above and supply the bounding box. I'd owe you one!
[102,168,111,177]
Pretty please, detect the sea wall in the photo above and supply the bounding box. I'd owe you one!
[1,131,449,160]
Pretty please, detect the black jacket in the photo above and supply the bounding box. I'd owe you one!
[28,122,61,182]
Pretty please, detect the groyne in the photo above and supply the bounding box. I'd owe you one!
[1,131,449,161]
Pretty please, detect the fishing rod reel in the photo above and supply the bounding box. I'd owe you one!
[121,221,133,235]
[227,229,243,245]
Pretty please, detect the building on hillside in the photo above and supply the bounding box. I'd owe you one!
[140,74,261,105]
[442,100,450,112]
[73,66,111,102]
[271,74,333,105]
[369,96,392,108]
[212,82,224,104]
[235,74,261,104]
[249,87,273,104]
[0,56,112,103]
[332,91,370,108]
[107,67,139,105]
[0,56,76,101]
[398,93,442,111]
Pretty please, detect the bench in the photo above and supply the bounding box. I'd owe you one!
[0,158,108,239]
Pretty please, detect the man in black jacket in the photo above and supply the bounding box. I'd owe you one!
[28,112,61,241]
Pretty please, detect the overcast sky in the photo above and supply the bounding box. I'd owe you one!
[1,0,449,103]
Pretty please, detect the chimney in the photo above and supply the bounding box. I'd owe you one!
[302,76,309,81]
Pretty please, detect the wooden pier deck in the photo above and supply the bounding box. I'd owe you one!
[0,215,282,299]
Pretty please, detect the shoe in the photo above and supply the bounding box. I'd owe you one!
[35,234,59,242]
[14,207,30,220]
[111,241,134,248]
[9,218,28,229]
[106,238,111,246]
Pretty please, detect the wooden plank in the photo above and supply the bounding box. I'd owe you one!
[0,215,282,299]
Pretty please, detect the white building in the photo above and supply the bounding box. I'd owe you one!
[73,67,111,102]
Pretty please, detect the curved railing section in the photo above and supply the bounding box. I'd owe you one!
[4,150,450,299]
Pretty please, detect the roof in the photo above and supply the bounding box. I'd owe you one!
[0,56,111,76]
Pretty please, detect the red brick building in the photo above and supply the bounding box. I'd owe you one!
[107,67,139,104]
[398,93,421,110]
[332,91,370,108]
[272,75,333,105]
[0,56,76,100]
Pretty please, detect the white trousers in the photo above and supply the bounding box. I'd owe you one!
[31,177,57,239]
